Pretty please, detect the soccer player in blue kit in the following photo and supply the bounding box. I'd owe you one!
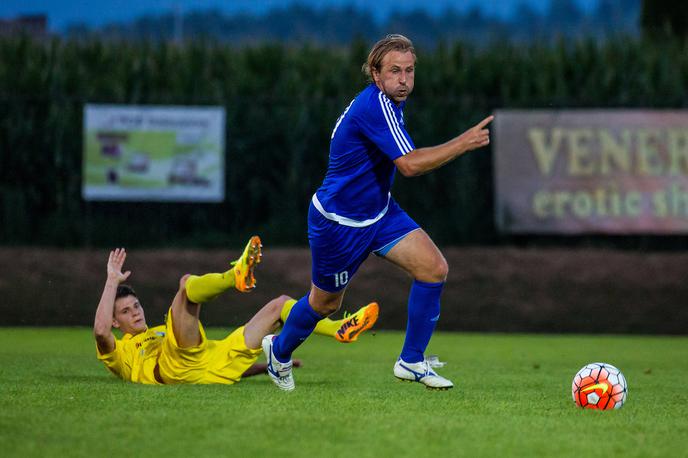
[263,34,493,391]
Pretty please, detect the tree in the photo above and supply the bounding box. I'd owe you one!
[641,0,688,39]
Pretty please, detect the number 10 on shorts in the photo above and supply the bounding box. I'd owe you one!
[334,271,349,288]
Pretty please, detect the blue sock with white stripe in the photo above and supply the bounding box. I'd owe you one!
[272,294,322,363]
[400,280,444,363]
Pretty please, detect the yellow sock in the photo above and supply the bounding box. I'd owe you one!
[185,269,235,304]
[314,316,343,337]
[279,298,343,338]
[279,299,297,323]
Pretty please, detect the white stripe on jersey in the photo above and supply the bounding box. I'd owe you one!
[331,98,355,139]
[382,96,413,152]
[312,193,391,227]
[377,92,413,155]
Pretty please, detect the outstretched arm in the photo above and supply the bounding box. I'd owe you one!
[394,115,494,177]
[93,248,131,354]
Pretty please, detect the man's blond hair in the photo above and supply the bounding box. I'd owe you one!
[362,34,416,82]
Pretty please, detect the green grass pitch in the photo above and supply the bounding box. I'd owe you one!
[1,328,686,457]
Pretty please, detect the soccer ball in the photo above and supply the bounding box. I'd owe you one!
[572,362,627,410]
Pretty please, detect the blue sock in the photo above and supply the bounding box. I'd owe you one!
[272,294,322,363]
[400,280,444,363]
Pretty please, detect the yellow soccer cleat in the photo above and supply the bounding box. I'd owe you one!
[335,302,379,343]
[231,235,262,292]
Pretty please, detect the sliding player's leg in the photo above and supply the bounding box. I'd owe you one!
[170,274,203,348]
[169,235,262,349]
[262,287,345,391]
[184,236,262,305]
[243,295,291,349]
[242,294,352,379]
[279,297,379,343]
[244,296,378,381]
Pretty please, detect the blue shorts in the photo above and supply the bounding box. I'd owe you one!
[308,198,420,292]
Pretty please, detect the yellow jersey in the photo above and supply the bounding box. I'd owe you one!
[96,309,262,385]
[96,325,166,384]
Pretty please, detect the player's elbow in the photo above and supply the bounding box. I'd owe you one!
[394,154,421,177]
[397,164,420,178]
[93,322,111,340]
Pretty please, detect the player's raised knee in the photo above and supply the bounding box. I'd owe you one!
[276,294,293,303]
[270,295,293,312]
[178,274,191,290]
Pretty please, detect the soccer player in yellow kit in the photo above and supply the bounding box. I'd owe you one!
[94,236,379,385]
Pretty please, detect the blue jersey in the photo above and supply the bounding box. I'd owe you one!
[313,83,415,226]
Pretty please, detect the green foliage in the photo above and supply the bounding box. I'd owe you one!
[641,0,688,40]
[1,328,687,457]
[2,36,688,246]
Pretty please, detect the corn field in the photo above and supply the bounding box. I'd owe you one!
[2,36,688,247]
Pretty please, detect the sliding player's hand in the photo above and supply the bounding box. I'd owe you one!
[107,248,131,283]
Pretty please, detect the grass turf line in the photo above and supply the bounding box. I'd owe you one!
[0,328,686,457]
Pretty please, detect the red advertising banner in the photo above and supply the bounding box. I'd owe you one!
[494,110,688,233]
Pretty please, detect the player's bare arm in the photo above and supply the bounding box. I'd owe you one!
[394,115,494,177]
[93,248,131,354]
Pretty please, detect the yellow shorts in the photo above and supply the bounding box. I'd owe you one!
[157,309,262,385]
